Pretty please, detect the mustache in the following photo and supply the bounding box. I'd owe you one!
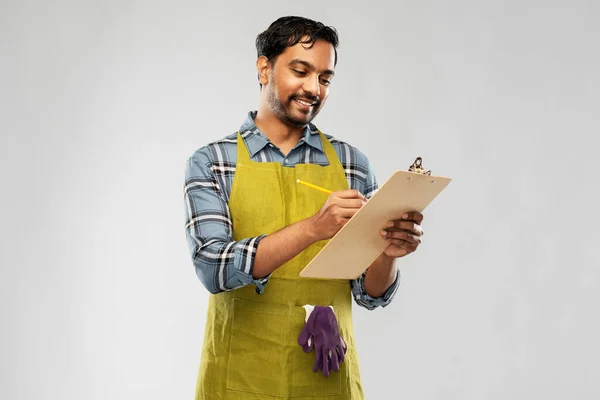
[290,93,320,105]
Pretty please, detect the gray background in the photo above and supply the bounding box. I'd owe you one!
[1,0,599,399]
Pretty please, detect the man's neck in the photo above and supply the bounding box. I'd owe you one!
[254,108,306,155]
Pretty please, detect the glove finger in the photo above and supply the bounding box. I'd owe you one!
[330,349,340,372]
[313,346,322,373]
[301,336,314,353]
[340,335,348,354]
[322,348,329,377]
[297,326,310,346]
[336,344,345,363]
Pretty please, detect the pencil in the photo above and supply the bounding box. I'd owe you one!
[296,179,332,195]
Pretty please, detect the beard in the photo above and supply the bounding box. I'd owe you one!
[266,74,321,128]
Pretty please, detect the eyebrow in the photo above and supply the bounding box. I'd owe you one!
[288,59,335,77]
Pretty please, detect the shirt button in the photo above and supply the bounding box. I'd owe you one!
[283,158,288,164]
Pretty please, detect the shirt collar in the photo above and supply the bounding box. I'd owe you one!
[239,111,323,158]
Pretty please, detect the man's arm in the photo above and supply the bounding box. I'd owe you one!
[351,223,401,310]
[184,155,272,294]
[352,268,400,311]
[251,219,316,279]
[363,253,398,298]
[253,190,367,278]
[358,212,424,305]
[184,153,365,293]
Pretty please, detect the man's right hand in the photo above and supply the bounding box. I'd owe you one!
[308,190,367,241]
[252,190,366,279]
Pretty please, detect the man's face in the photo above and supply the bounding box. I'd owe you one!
[264,38,336,127]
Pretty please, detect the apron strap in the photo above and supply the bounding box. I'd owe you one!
[235,132,252,165]
[316,129,346,177]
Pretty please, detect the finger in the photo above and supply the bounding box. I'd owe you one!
[322,348,329,377]
[330,350,340,372]
[389,238,419,249]
[300,335,314,353]
[401,211,424,224]
[333,189,368,202]
[380,230,421,244]
[336,207,361,219]
[336,344,345,364]
[298,327,309,346]
[385,220,423,236]
[384,245,409,257]
[313,348,322,373]
[385,240,418,255]
[337,336,348,359]
[334,198,365,209]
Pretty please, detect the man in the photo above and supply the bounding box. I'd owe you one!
[184,16,424,400]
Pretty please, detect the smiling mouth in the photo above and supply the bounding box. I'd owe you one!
[294,98,317,107]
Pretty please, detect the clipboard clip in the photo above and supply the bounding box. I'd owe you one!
[408,157,431,175]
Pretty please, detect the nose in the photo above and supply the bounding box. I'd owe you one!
[302,74,320,98]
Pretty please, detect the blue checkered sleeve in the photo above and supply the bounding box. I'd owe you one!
[184,155,270,294]
[351,267,401,311]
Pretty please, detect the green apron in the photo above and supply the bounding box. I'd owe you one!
[194,131,364,399]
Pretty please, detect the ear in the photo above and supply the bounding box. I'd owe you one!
[256,56,271,86]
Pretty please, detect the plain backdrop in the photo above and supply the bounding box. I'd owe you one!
[1,0,599,399]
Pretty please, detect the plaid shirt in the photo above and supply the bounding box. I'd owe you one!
[183,111,400,310]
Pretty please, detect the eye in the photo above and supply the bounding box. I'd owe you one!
[292,69,307,76]
[320,78,331,86]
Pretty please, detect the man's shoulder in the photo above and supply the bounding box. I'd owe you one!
[317,128,377,190]
[319,130,372,168]
[188,131,242,166]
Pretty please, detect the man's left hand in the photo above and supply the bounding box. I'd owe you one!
[379,212,424,258]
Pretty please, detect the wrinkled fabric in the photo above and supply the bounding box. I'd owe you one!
[194,131,365,399]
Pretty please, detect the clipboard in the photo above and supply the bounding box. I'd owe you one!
[299,157,452,280]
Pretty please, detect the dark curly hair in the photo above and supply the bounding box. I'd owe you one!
[255,16,339,86]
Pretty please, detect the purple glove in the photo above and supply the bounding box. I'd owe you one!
[298,305,347,377]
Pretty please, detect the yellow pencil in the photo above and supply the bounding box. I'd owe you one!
[296,179,332,195]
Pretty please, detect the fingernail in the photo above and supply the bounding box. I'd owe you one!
[402,213,409,219]
[380,230,387,236]
[387,222,394,227]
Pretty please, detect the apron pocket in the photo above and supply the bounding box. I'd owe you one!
[226,298,342,397]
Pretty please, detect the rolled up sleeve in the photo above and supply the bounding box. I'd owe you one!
[351,269,400,310]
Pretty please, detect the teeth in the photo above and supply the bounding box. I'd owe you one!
[295,99,313,106]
